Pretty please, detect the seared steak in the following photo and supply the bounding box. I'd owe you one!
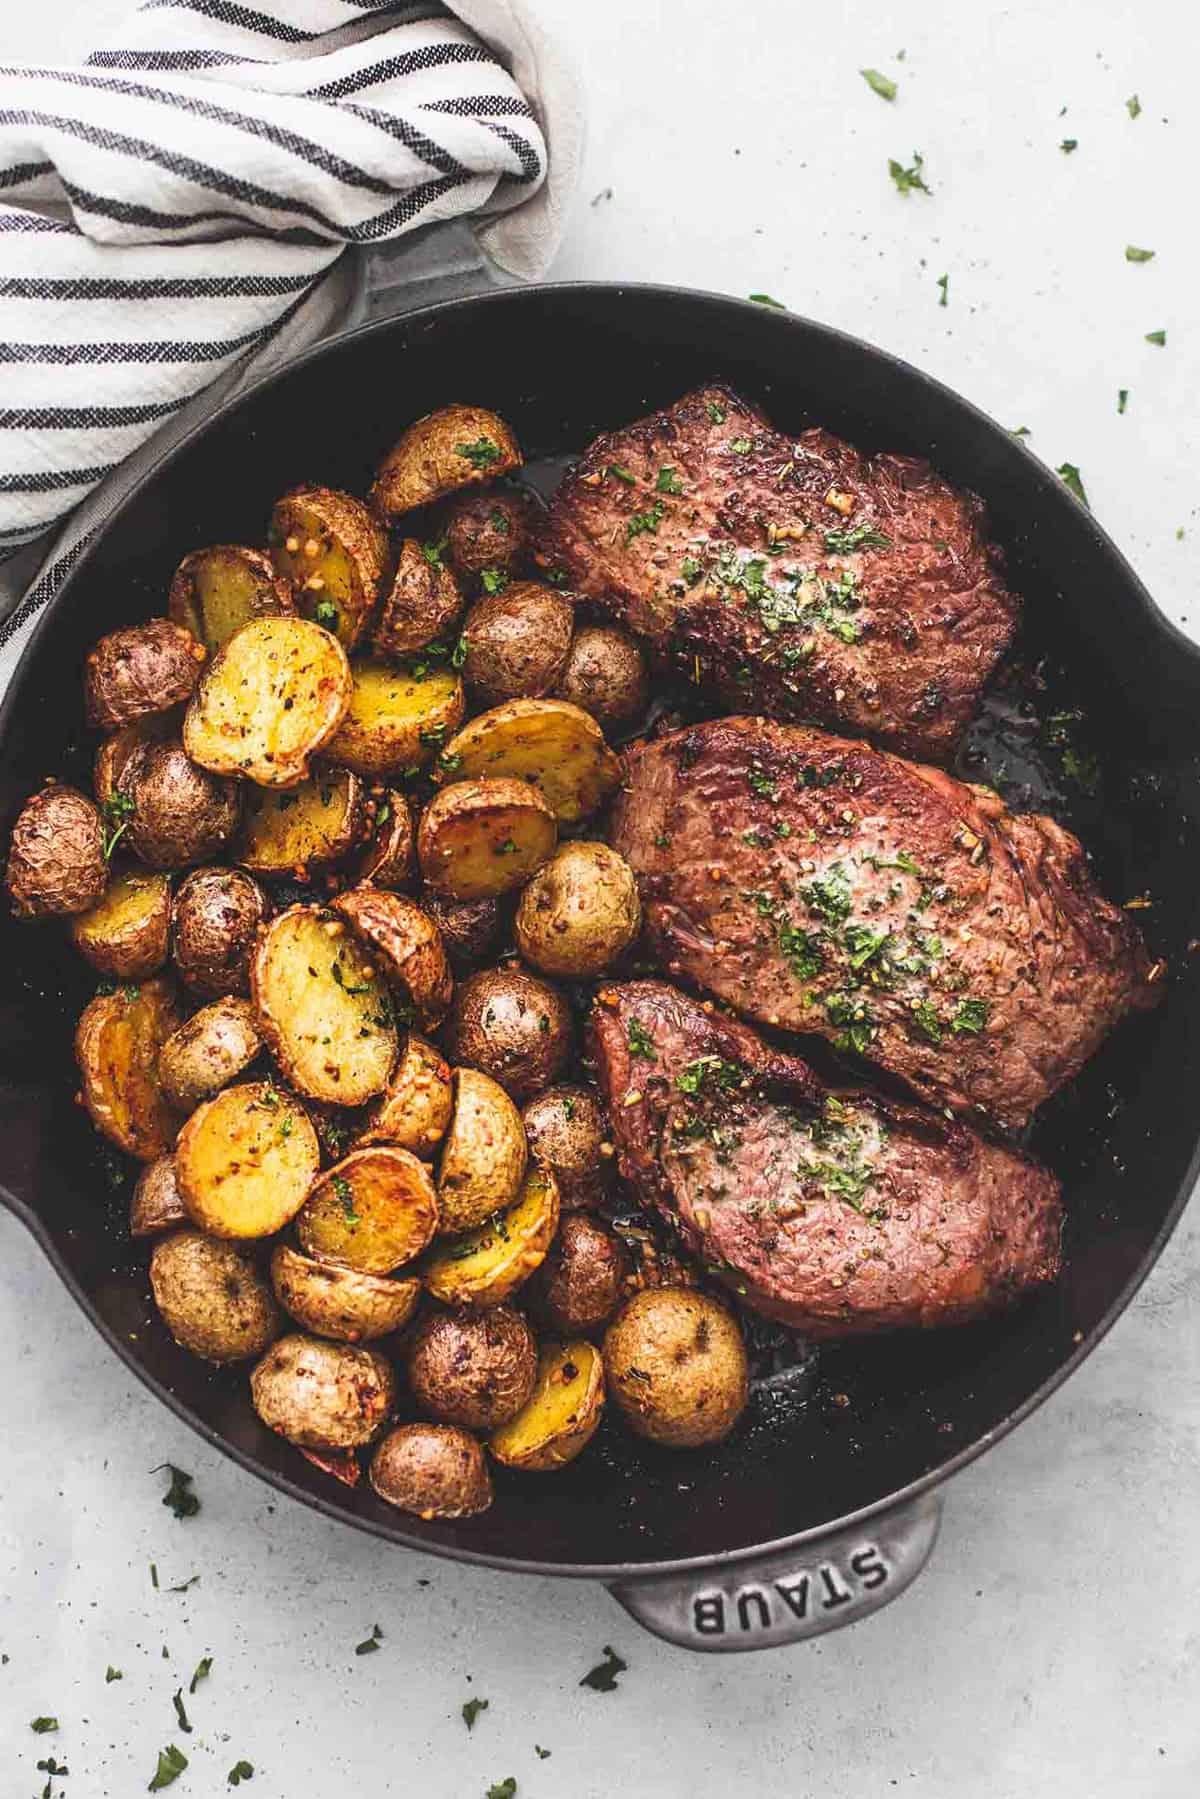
[543,384,1019,759]
[590,981,1062,1336]
[610,716,1161,1130]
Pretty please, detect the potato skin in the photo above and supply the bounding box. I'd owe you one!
[514,841,641,978]
[270,1242,420,1343]
[7,783,107,918]
[369,1422,492,1518]
[442,489,535,583]
[251,1333,395,1449]
[171,867,268,998]
[331,887,453,1031]
[150,1229,280,1363]
[356,788,415,890]
[371,404,521,518]
[521,1084,611,1209]
[373,537,464,659]
[168,544,294,654]
[603,1289,749,1449]
[85,619,206,732]
[122,740,241,870]
[530,1213,629,1335]
[436,1065,527,1234]
[407,1304,537,1431]
[445,965,571,1103]
[70,868,171,978]
[460,582,574,704]
[422,893,502,972]
[356,1032,453,1156]
[157,995,262,1110]
[75,977,183,1161]
[269,485,389,652]
[130,1154,187,1238]
[557,625,648,730]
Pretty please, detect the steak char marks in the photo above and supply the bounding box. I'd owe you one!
[543,384,1020,760]
[590,981,1062,1337]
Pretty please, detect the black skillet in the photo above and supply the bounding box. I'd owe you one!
[2,284,1198,1652]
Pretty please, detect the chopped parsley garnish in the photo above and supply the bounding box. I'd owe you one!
[888,150,930,196]
[675,1056,743,1095]
[844,923,890,969]
[1118,388,1129,414]
[167,1573,200,1593]
[494,838,517,856]
[625,500,664,543]
[626,1019,657,1061]
[748,769,777,797]
[451,632,469,668]
[1126,93,1141,119]
[333,1175,358,1223]
[656,466,684,494]
[148,1745,189,1791]
[911,1000,943,1044]
[823,522,891,554]
[801,863,854,926]
[951,998,989,1035]
[535,1746,551,1759]
[421,536,447,570]
[1125,245,1155,263]
[419,722,448,748]
[1056,463,1088,506]
[778,919,824,980]
[172,1688,192,1733]
[479,567,509,594]
[189,1656,212,1694]
[157,1464,200,1521]
[580,1645,628,1692]
[729,436,753,454]
[100,790,136,861]
[331,961,372,995]
[561,1095,576,1120]
[608,463,636,484]
[486,1782,517,1799]
[936,272,949,307]
[1010,424,1031,437]
[106,1666,123,1683]
[705,400,727,423]
[861,66,897,99]
[748,291,785,306]
[1060,137,1078,152]
[462,1697,489,1729]
[313,598,339,631]
[1145,329,1167,346]
[438,749,464,774]
[826,991,876,1055]
[456,437,502,469]
[228,1764,255,1787]
[31,1718,59,1734]
[354,1624,383,1656]
[680,556,703,585]
[867,849,921,876]
[489,507,510,534]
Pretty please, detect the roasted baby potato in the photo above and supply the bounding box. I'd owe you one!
[422,893,502,971]
[268,484,389,651]
[297,1144,439,1273]
[489,1339,605,1472]
[557,624,648,730]
[442,489,534,584]
[239,767,367,876]
[417,777,556,901]
[168,544,295,654]
[521,1084,611,1209]
[434,699,620,824]
[270,1242,420,1343]
[356,788,414,890]
[446,965,571,1102]
[175,1079,319,1237]
[171,866,268,998]
[603,1289,749,1449]
[150,1229,280,1363]
[251,905,398,1106]
[75,977,183,1161]
[184,616,351,787]
[70,868,171,978]
[331,887,452,1031]
[157,995,262,1110]
[324,660,464,780]
[373,537,464,659]
[122,740,241,870]
[529,1213,629,1335]
[251,1333,395,1450]
[460,581,574,704]
[129,1153,187,1238]
[93,712,176,811]
[436,1065,527,1233]
[369,1422,492,1518]
[371,404,521,518]
[408,1304,537,1432]
[425,1165,559,1309]
[85,619,206,732]
[514,841,641,978]
[6,782,107,918]
[356,1032,453,1156]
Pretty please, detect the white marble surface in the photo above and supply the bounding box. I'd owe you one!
[4,2,1200,1794]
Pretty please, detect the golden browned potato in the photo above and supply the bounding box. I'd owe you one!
[75,977,184,1160]
[417,778,556,901]
[84,619,207,732]
[324,660,465,780]
[425,1165,559,1309]
[168,544,295,654]
[70,868,171,978]
[513,841,641,979]
[489,1340,605,1472]
[122,740,241,870]
[442,489,535,584]
[557,624,648,731]
[171,867,268,998]
[370,405,521,518]
[251,1333,395,1450]
[355,788,414,890]
[521,1085,611,1209]
[297,1144,439,1273]
[460,582,574,704]
[150,1229,280,1362]
[157,996,262,1110]
[238,768,367,876]
[436,1065,527,1234]
[445,965,571,1102]
[529,1214,629,1335]
[603,1289,749,1449]
[434,699,620,824]
[129,1153,187,1238]
[176,1079,319,1237]
[422,893,502,971]
[356,1033,453,1156]
[330,886,452,1031]
[268,484,389,652]
[369,1422,492,1518]
[270,1242,420,1343]
[6,783,107,918]
[372,537,464,660]
[407,1304,537,1432]
[183,616,351,787]
[251,905,398,1106]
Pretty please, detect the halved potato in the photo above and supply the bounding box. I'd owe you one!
[183,616,351,788]
[157,995,262,1110]
[373,537,464,659]
[93,712,175,809]
[251,905,398,1106]
[129,1153,187,1238]
[331,887,452,1030]
[74,977,183,1161]
[437,1065,527,1233]
[424,1165,560,1308]
[324,660,464,780]
[489,1339,605,1471]
[434,699,620,823]
[175,1079,319,1238]
[268,484,388,651]
[355,1033,454,1156]
[239,767,367,876]
[355,786,414,890]
[168,544,295,654]
[417,777,556,900]
[297,1144,439,1272]
[70,868,171,979]
[370,405,521,518]
[270,1242,420,1342]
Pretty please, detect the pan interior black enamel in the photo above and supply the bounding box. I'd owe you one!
[1,285,1198,1575]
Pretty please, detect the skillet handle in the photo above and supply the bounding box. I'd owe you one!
[606,1491,942,1653]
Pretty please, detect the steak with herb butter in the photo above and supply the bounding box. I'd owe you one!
[542,383,1019,759]
[610,716,1162,1130]
[590,981,1062,1335]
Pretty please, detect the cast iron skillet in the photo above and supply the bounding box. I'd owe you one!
[2,284,1199,1653]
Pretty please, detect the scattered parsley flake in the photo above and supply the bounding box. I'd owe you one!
[420,536,447,570]
[626,1019,657,1061]
[1125,245,1155,263]
[1010,425,1031,437]
[861,67,897,100]
[313,598,339,631]
[535,1745,551,1759]
[189,1656,212,1694]
[951,998,990,1035]
[456,437,502,469]
[156,1464,200,1520]
[479,567,509,595]
[823,522,891,553]
[1118,389,1129,414]
[486,1782,517,1799]
[911,1000,944,1045]
[167,1574,200,1594]
[331,961,371,996]
[680,556,703,585]
[462,1697,489,1729]
[936,272,949,307]
[494,838,517,856]
[1126,94,1142,119]
[451,633,469,669]
[31,1717,59,1734]
[172,1688,192,1734]
[1145,329,1166,346]
[106,1666,123,1683]
[228,1764,254,1788]
[729,436,753,454]
[888,150,930,196]
[148,1745,189,1791]
[1060,138,1078,153]
[100,790,135,861]
[355,1624,383,1656]
[1056,463,1089,507]
[150,1563,159,1589]
[580,1645,627,1692]
[656,466,684,494]
[625,499,664,544]
[705,399,727,423]
[748,292,786,306]
[333,1175,358,1223]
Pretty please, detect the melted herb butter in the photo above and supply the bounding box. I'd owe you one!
[791,1098,889,1221]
